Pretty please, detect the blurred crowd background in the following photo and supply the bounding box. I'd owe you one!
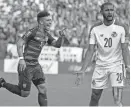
[0,0,130,59]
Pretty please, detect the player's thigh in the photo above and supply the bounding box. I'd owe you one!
[91,89,103,98]
[18,65,33,92]
[91,67,109,89]
[32,64,46,93]
[110,64,125,87]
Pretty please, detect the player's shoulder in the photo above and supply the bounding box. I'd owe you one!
[24,26,38,37]
[114,20,128,33]
[90,21,103,32]
[28,26,39,34]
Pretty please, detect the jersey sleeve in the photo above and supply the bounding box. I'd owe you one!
[121,25,129,44]
[47,33,55,45]
[89,28,96,44]
[22,29,33,42]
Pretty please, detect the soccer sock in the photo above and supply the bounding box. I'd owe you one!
[3,82,21,96]
[89,94,99,106]
[38,93,47,106]
[89,99,99,106]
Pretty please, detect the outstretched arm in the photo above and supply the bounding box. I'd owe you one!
[48,30,70,48]
[51,36,65,48]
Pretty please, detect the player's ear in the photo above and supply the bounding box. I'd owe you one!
[39,18,44,25]
[39,20,43,25]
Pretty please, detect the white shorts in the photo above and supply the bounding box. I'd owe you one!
[91,64,126,89]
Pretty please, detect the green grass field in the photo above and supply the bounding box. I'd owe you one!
[0,72,130,106]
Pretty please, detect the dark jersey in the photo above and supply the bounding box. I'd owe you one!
[22,26,55,65]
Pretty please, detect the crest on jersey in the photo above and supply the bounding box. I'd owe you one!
[100,34,104,37]
[25,31,32,37]
[111,32,117,37]
[23,83,27,88]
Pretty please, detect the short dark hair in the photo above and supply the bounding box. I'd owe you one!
[101,2,114,11]
[37,11,50,22]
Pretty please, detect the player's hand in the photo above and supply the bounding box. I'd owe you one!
[125,66,130,85]
[18,59,26,72]
[126,66,130,73]
[59,28,66,37]
[75,70,85,86]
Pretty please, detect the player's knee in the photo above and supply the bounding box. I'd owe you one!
[113,89,121,102]
[91,92,99,101]
[112,87,123,105]
[21,90,30,97]
[37,84,47,94]
[113,93,117,100]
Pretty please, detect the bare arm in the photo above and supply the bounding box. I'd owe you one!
[80,24,97,72]
[81,44,95,72]
[16,28,35,57]
[121,43,130,67]
[75,24,97,85]
[16,37,26,72]
[121,24,130,68]
[16,29,33,72]
[16,37,25,57]
[48,30,69,48]
[75,44,95,86]
[51,36,65,48]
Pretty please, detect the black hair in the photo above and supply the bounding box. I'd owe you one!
[101,2,114,11]
[37,11,50,22]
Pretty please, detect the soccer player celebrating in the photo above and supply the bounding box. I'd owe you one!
[0,11,69,106]
[75,2,130,107]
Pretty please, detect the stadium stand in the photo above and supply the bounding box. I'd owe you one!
[0,0,130,59]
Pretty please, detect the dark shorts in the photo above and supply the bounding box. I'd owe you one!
[18,64,45,91]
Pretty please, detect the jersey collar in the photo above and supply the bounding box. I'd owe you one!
[103,19,116,26]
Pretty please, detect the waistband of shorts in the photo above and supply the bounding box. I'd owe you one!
[95,60,124,68]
